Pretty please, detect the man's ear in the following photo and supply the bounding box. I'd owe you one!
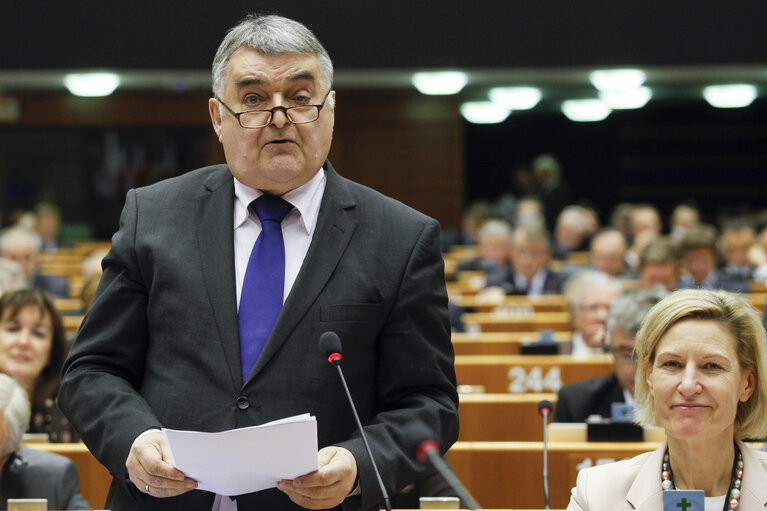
[209,98,224,142]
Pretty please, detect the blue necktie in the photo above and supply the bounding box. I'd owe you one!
[238,194,294,382]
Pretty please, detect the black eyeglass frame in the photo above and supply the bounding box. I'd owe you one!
[215,90,332,129]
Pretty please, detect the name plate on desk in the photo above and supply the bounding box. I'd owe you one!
[663,489,704,511]
[587,421,643,442]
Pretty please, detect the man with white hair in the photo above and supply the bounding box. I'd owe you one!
[0,227,69,297]
[562,271,622,358]
[0,373,89,508]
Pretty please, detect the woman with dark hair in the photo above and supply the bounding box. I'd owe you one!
[0,288,77,442]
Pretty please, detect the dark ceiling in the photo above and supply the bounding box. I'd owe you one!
[4,1,766,71]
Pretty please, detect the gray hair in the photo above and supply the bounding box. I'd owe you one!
[0,227,42,253]
[212,14,334,100]
[0,373,31,456]
[563,270,623,311]
[606,287,669,338]
[477,219,512,243]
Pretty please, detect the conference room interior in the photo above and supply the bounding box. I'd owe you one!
[2,2,767,510]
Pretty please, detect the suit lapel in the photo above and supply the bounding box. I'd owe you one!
[247,163,358,382]
[737,440,767,510]
[195,168,242,389]
[626,442,666,510]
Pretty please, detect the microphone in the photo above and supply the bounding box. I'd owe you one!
[413,427,482,510]
[319,331,391,511]
[538,399,553,510]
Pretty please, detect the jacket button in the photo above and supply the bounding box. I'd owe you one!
[236,396,249,410]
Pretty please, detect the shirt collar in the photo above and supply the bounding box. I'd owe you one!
[233,168,326,236]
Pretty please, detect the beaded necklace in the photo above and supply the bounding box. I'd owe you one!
[661,443,743,511]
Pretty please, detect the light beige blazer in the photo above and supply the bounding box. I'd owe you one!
[567,440,767,511]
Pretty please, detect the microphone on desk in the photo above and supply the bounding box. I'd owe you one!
[413,426,482,510]
[538,399,553,510]
[319,331,391,511]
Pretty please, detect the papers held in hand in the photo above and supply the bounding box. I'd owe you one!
[163,413,318,496]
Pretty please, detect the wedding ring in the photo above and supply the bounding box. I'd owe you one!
[146,484,150,492]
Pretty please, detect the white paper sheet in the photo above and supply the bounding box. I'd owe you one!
[162,413,318,496]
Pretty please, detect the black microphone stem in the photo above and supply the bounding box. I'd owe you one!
[542,409,550,510]
[424,449,482,510]
[332,361,391,511]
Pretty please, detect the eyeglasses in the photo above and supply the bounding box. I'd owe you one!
[216,91,331,129]
[607,346,638,363]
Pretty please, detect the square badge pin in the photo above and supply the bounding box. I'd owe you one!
[663,489,704,511]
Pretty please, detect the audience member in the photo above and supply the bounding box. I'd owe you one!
[0,289,77,442]
[441,200,493,251]
[747,212,767,267]
[456,219,512,281]
[637,238,679,291]
[626,203,662,270]
[532,154,571,231]
[588,228,633,278]
[554,287,667,422]
[34,202,64,252]
[485,223,564,296]
[610,202,634,242]
[515,197,546,229]
[568,290,767,509]
[0,373,89,508]
[678,224,749,293]
[0,228,69,298]
[720,220,756,280]
[561,271,622,358]
[0,259,26,295]
[668,201,701,246]
[552,206,592,260]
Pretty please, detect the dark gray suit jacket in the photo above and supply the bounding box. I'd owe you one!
[59,162,459,511]
[553,373,625,422]
[0,446,90,510]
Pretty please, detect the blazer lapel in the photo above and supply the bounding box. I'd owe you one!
[247,163,358,381]
[737,440,767,511]
[195,168,242,389]
[626,441,666,510]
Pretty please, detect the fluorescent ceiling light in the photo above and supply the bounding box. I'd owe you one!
[589,69,646,91]
[460,101,510,124]
[599,86,652,109]
[64,72,120,97]
[561,99,611,122]
[488,87,542,110]
[702,84,758,108]
[412,71,468,95]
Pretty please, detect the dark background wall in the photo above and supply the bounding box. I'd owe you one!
[1,1,766,237]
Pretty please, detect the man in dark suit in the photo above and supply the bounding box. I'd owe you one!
[485,223,565,296]
[678,224,749,293]
[0,374,89,509]
[554,288,666,422]
[59,14,458,511]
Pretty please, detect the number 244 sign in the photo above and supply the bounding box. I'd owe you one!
[507,366,562,393]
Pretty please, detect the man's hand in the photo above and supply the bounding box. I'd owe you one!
[126,430,198,498]
[277,446,358,509]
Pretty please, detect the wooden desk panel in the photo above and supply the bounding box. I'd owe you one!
[458,393,557,441]
[455,355,614,393]
[28,442,111,508]
[446,441,659,509]
[452,332,571,356]
[462,312,572,333]
[453,295,566,314]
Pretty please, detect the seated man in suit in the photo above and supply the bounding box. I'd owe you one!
[561,270,622,358]
[456,219,512,283]
[678,224,749,293]
[0,227,69,298]
[484,223,564,296]
[637,238,680,291]
[720,219,756,282]
[0,373,89,509]
[589,228,634,278]
[553,287,667,422]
